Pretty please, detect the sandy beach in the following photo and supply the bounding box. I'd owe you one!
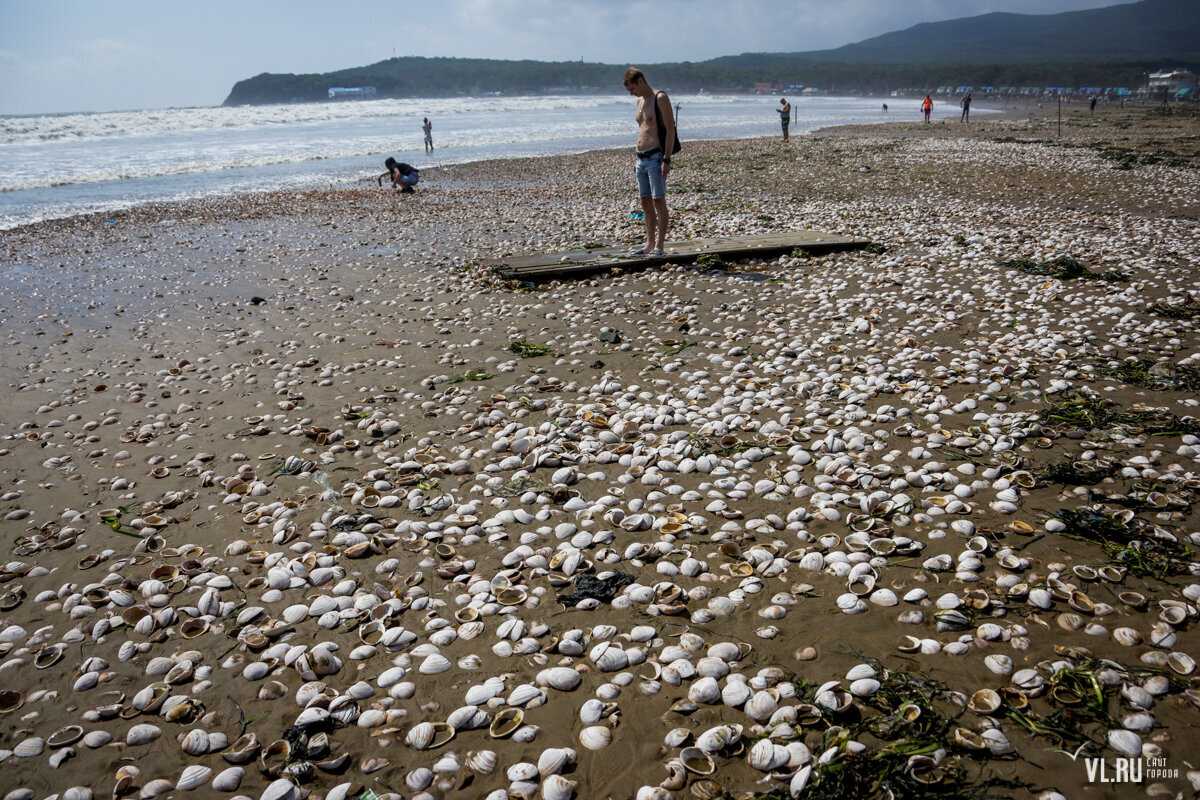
[1,102,1198,800]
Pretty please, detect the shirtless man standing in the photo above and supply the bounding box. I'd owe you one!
[778,97,791,141]
[623,67,676,257]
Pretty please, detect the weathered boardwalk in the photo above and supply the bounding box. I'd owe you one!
[488,230,871,280]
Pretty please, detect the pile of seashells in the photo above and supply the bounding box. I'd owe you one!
[2,125,1200,800]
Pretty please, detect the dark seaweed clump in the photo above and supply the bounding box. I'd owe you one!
[1001,255,1127,282]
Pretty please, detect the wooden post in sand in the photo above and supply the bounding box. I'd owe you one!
[1058,96,1062,138]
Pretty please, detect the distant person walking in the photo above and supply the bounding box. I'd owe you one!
[960,92,971,122]
[377,157,419,193]
[422,117,433,153]
[882,103,888,113]
[623,67,676,257]
[778,97,791,141]
[1089,96,1097,113]
[921,95,933,123]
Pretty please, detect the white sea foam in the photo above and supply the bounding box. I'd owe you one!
[0,94,976,229]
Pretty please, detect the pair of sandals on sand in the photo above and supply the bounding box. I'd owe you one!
[629,247,665,257]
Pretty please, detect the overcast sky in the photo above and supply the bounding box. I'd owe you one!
[0,0,1132,115]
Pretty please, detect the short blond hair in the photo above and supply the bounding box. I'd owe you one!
[622,67,645,86]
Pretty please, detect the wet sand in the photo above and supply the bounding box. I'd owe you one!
[0,103,1198,800]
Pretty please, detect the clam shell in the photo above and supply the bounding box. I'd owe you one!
[967,689,1001,715]
[211,767,244,792]
[542,774,577,800]
[14,737,45,758]
[261,778,299,800]
[537,666,582,691]
[579,725,612,750]
[47,725,84,748]
[537,746,576,778]
[176,764,212,791]
[466,749,498,774]
[126,724,162,746]
[679,746,716,775]
[1108,729,1142,758]
[489,707,524,738]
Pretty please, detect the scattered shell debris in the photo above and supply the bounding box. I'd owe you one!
[1,108,1199,800]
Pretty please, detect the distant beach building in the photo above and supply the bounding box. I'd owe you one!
[1147,69,1197,98]
[328,87,377,100]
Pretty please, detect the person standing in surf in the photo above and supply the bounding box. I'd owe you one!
[422,118,433,153]
[623,67,676,257]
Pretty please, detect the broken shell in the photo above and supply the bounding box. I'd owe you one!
[47,725,85,748]
[967,689,1001,715]
[489,707,524,739]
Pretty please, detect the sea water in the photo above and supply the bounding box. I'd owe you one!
[0,94,946,229]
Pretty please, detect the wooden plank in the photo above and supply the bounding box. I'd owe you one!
[488,230,871,279]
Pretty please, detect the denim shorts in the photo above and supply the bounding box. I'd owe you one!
[636,151,666,199]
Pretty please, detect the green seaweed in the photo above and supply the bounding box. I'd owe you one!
[446,369,494,383]
[1103,359,1200,393]
[1002,255,1128,283]
[1051,507,1191,578]
[507,339,551,358]
[1145,300,1200,320]
[1036,458,1120,486]
[696,253,728,269]
[1037,391,1200,436]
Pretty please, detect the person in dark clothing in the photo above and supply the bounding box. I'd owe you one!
[377,157,419,193]
[960,93,972,122]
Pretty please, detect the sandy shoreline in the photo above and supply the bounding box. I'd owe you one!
[1,105,1199,800]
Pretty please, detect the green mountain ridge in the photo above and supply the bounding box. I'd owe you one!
[223,0,1200,105]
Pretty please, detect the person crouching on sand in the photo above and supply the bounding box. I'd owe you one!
[378,157,419,193]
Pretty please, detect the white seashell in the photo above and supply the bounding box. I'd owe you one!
[507,683,542,707]
[537,667,582,691]
[688,677,721,704]
[466,750,497,774]
[126,724,162,746]
[180,729,210,756]
[721,680,752,708]
[542,774,577,800]
[747,739,790,772]
[579,725,611,750]
[1028,589,1052,609]
[579,698,609,724]
[538,747,576,778]
[447,705,484,731]
[850,678,881,697]
[83,730,113,748]
[176,764,212,791]
[378,666,406,687]
[140,778,175,798]
[211,767,244,792]
[356,708,386,729]
[1108,729,1142,758]
[791,764,813,796]
[260,777,298,800]
[14,737,45,758]
[845,664,876,681]
[744,690,779,721]
[419,654,452,675]
[324,783,356,800]
[507,762,539,782]
[406,767,434,790]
